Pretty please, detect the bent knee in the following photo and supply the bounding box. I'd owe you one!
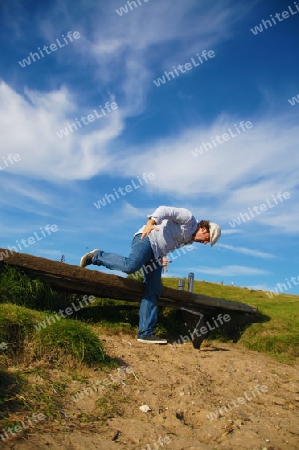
[125,262,141,274]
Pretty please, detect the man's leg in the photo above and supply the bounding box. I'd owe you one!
[85,235,153,274]
[137,259,163,339]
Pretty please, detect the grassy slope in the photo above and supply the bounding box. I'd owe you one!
[0,265,113,425]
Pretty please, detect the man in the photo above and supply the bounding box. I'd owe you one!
[80,206,221,344]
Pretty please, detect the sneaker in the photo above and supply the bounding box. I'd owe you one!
[80,249,99,267]
[137,335,167,344]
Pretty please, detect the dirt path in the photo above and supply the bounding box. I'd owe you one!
[2,335,299,450]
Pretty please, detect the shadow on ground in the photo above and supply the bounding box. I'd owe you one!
[66,301,270,349]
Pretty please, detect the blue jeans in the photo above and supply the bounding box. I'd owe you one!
[91,234,162,338]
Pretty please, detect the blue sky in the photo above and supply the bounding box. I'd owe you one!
[0,0,298,295]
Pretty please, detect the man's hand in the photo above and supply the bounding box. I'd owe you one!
[162,256,172,273]
[141,218,159,239]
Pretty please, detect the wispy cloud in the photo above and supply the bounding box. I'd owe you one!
[218,244,275,259]
[221,229,244,235]
[0,1,256,184]
[194,265,270,276]
[116,115,299,233]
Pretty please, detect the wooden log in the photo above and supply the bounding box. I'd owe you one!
[0,249,258,314]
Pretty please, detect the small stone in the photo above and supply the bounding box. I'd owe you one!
[273,399,285,406]
[139,404,152,413]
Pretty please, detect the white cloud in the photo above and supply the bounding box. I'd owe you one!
[194,265,270,276]
[222,229,244,235]
[116,115,299,232]
[121,202,150,219]
[0,82,122,181]
[0,1,258,185]
[117,116,299,195]
[218,243,275,259]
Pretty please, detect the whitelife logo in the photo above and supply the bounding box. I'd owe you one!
[250,3,299,35]
[71,365,137,402]
[18,31,81,68]
[288,93,299,106]
[266,273,299,298]
[56,101,118,139]
[116,0,150,16]
[228,191,291,228]
[191,121,253,157]
[93,172,155,209]
[130,244,194,282]
[0,153,21,171]
[170,313,231,350]
[153,50,215,87]
[0,412,46,442]
[206,385,268,420]
[0,224,58,261]
[34,295,96,331]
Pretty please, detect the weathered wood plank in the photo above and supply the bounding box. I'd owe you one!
[0,249,258,314]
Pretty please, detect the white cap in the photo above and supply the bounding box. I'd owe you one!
[209,222,221,246]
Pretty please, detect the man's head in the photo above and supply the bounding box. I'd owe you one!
[193,220,221,246]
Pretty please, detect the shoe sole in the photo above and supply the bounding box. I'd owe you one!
[80,249,99,267]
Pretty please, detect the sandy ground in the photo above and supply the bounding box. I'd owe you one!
[2,334,299,450]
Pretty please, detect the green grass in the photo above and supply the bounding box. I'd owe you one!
[0,264,117,423]
[0,301,111,423]
[0,303,106,366]
[0,264,72,311]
